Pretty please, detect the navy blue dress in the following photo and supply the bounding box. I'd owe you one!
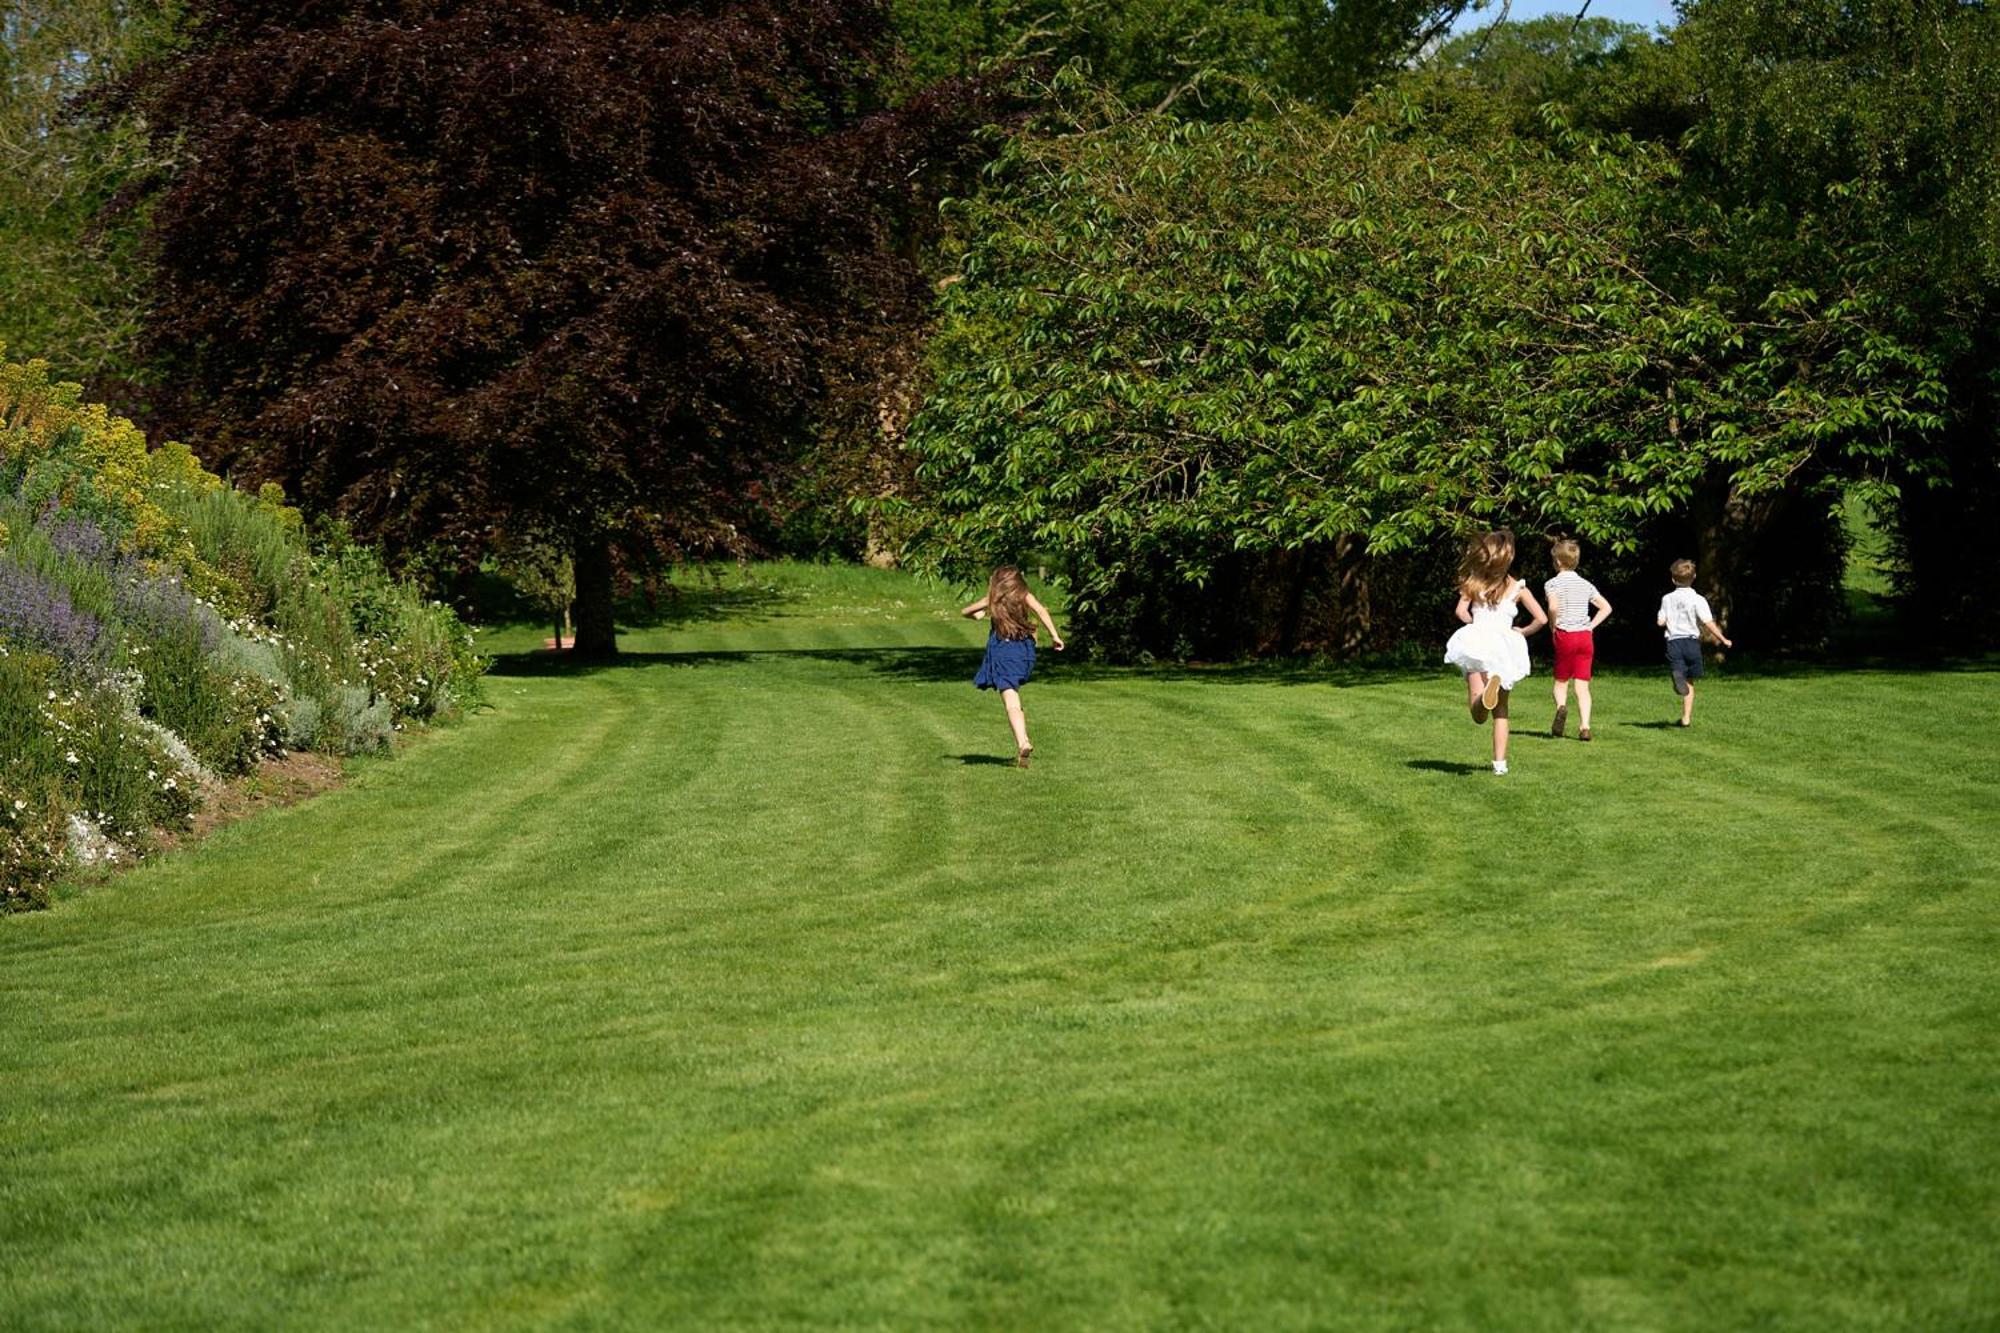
[973,631,1035,691]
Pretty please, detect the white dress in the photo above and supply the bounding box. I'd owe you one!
[1444,580,1532,690]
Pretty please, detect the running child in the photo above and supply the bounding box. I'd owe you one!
[962,566,1065,767]
[1657,558,1733,727]
[1444,529,1548,775]
[1543,537,1612,741]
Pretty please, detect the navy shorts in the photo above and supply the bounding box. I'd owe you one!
[1665,637,1704,689]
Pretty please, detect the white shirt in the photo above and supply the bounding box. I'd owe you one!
[1544,571,1601,632]
[1658,586,1714,640]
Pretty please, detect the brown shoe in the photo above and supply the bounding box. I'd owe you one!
[1552,703,1567,738]
[1016,745,1033,768]
[1578,727,1592,742]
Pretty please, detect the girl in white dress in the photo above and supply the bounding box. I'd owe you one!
[1443,528,1548,775]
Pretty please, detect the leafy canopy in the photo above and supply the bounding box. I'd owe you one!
[113,0,993,652]
[0,1,182,403]
[1669,0,2000,645]
[902,84,1942,616]
[892,0,1475,115]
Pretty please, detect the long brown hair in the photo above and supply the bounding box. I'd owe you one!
[1457,528,1517,607]
[986,566,1032,640]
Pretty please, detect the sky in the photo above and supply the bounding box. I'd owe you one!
[1447,0,1682,37]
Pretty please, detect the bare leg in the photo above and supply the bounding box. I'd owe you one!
[1553,677,1570,711]
[1493,690,1511,767]
[1575,679,1594,732]
[1680,681,1695,726]
[1467,672,1489,723]
[1002,688,1032,757]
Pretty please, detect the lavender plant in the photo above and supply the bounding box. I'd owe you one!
[0,558,111,673]
[1,353,485,904]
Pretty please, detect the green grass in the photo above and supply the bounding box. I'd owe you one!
[4,562,1997,1330]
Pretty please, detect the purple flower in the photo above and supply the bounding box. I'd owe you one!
[0,558,110,673]
[115,574,226,655]
[42,515,117,567]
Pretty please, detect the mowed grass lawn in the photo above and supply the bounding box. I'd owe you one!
[3,564,1996,1330]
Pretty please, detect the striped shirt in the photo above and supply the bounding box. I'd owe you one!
[1544,571,1601,632]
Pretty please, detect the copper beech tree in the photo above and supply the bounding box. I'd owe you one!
[113,0,990,654]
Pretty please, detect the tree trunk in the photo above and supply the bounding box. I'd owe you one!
[1333,535,1370,655]
[863,353,919,570]
[863,517,899,571]
[1277,547,1310,656]
[1692,474,1753,632]
[571,531,618,658]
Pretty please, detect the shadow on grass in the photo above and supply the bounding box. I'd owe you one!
[1622,720,1686,731]
[613,579,798,630]
[487,639,2000,687]
[1603,646,2000,680]
[949,753,1018,766]
[487,646,970,681]
[1405,759,1488,776]
[489,644,1438,688]
[463,570,801,631]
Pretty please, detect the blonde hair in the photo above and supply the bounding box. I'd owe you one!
[1550,537,1580,571]
[1457,529,1517,607]
[986,566,1032,640]
[1670,558,1696,587]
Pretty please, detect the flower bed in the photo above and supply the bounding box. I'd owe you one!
[1,352,485,907]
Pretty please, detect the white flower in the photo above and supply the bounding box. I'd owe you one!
[65,751,79,765]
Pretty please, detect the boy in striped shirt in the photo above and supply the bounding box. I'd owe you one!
[1543,538,1612,740]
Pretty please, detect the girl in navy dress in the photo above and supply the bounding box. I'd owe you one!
[962,566,1065,767]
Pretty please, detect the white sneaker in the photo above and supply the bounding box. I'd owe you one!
[1493,760,1508,776]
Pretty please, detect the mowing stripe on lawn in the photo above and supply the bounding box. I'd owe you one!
[2,563,1995,1330]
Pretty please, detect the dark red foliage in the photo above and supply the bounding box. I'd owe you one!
[117,1,995,650]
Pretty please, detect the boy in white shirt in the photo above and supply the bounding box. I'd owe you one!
[1543,538,1612,740]
[1657,558,1734,727]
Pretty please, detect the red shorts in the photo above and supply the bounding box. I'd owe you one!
[1552,628,1594,681]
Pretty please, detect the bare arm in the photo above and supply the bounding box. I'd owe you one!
[1701,618,1733,649]
[1587,593,1612,631]
[1454,596,1473,625]
[1025,594,1065,651]
[960,596,989,620]
[1516,586,1549,636]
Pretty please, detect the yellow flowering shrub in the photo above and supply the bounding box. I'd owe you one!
[1,346,485,907]
[0,348,306,612]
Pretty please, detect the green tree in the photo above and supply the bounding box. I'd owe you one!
[901,85,1941,658]
[1426,12,1691,142]
[0,1,181,407]
[1673,0,2000,648]
[892,0,1474,115]
[112,0,992,657]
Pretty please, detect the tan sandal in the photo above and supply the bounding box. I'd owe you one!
[1481,675,1503,711]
